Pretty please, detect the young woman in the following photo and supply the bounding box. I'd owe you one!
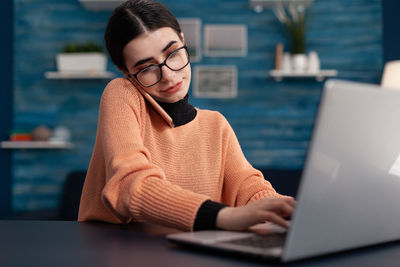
[78,0,295,231]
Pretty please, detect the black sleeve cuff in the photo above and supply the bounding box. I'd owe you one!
[193,200,228,231]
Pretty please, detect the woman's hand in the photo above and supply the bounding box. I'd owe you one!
[216,196,296,231]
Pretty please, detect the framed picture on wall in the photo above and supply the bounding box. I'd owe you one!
[177,18,202,62]
[193,66,238,98]
[204,25,247,57]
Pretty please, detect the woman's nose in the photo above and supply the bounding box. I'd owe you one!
[160,65,174,82]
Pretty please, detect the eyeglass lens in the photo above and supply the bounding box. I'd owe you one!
[136,47,189,87]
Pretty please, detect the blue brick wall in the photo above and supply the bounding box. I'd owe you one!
[13,0,382,212]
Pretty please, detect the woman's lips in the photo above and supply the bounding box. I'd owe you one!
[162,82,182,94]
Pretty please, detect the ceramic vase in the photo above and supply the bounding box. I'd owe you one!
[281,53,292,74]
[308,51,320,74]
[291,54,308,73]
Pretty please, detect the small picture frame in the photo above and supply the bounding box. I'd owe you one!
[204,25,247,57]
[177,18,202,62]
[193,66,238,98]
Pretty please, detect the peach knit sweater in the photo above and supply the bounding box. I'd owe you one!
[78,78,279,231]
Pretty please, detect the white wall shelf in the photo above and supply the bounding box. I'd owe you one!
[78,0,124,11]
[1,141,74,150]
[269,69,338,82]
[45,71,116,80]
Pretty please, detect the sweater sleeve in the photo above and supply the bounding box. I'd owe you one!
[219,115,283,207]
[193,200,228,231]
[98,80,210,231]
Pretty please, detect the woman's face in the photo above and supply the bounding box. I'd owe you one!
[123,27,191,103]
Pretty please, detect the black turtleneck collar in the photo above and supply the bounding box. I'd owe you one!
[156,94,197,127]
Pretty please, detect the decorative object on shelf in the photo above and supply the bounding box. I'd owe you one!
[281,52,292,73]
[269,5,337,82]
[50,126,71,142]
[32,125,52,141]
[9,131,33,141]
[307,51,320,74]
[274,43,284,70]
[45,41,116,79]
[193,66,238,98]
[291,53,308,73]
[249,0,314,13]
[271,45,337,81]
[273,3,309,72]
[56,41,107,73]
[1,125,73,150]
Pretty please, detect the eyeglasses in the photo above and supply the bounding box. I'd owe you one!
[128,46,190,87]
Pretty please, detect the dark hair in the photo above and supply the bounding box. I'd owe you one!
[105,0,182,71]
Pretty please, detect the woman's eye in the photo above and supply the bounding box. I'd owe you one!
[168,50,179,58]
[140,67,152,73]
[139,65,159,74]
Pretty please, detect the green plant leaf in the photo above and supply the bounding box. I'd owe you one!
[61,41,104,53]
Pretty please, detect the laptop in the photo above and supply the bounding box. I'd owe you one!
[167,79,400,262]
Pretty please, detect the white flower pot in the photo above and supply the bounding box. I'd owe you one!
[56,52,107,73]
[291,53,308,73]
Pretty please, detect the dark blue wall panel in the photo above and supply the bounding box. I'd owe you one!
[0,0,13,218]
[13,0,382,213]
[383,0,400,62]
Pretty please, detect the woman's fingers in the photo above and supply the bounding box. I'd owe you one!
[217,196,296,231]
[257,211,289,228]
[284,196,296,206]
[276,195,296,207]
[260,198,295,217]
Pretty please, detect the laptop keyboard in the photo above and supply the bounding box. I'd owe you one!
[218,233,286,249]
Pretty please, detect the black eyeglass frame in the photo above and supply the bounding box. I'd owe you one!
[128,45,190,88]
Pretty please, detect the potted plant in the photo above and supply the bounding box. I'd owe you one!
[273,4,309,73]
[56,41,107,73]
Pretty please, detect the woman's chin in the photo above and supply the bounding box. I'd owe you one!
[160,90,187,103]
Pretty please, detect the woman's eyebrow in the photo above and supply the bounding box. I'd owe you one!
[133,40,178,68]
[162,40,177,52]
[134,57,153,67]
